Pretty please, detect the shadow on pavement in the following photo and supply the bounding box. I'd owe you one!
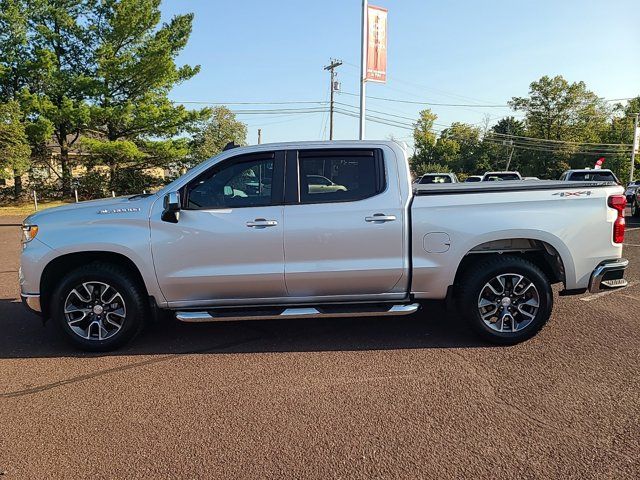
[0,297,489,359]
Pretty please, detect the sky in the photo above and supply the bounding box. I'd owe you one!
[161,0,640,147]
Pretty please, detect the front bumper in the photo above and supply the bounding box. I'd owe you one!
[588,258,629,293]
[21,293,42,315]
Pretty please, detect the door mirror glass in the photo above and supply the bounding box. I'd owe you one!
[161,191,181,223]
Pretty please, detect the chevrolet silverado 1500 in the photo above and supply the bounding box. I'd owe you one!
[20,141,628,351]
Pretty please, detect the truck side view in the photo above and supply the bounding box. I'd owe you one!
[19,141,628,351]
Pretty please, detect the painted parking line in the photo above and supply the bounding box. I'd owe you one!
[580,281,639,302]
[623,243,640,247]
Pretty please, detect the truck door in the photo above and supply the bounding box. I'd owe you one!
[282,147,407,299]
[150,151,287,306]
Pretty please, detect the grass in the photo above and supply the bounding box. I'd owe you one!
[0,200,72,217]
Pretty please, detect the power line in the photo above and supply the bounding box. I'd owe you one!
[487,132,633,147]
[339,90,509,107]
[229,107,329,115]
[173,100,328,106]
[482,139,632,156]
[338,91,636,108]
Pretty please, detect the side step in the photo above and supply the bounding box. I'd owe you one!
[175,303,420,323]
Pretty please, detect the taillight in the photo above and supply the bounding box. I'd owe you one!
[608,194,626,244]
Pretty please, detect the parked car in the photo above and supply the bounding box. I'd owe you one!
[464,175,483,182]
[416,173,458,184]
[482,171,523,181]
[306,175,347,193]
[20,140,628,351]
[559,169,619,183]
[625,181,640,203]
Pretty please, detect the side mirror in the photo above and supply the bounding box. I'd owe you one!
[161,191,181,223]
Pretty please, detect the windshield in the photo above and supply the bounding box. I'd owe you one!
[419,174,452,184]
[484,173,520,181]
[568,171,617,182]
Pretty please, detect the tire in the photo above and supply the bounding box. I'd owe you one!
[51,262,148,351]
[457,255,553,345]
[632,197,640,217]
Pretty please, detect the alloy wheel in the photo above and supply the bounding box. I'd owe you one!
[63,281,126,341]
[477,273,540,333]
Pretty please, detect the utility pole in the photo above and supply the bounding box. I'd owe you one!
[504,123,514,171]
[323,59,342,140]
[257,128,262,144]
[359,0,368,140]
[505,142,515,170]
[630,113,639,182]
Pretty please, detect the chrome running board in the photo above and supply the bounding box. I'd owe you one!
[175,303,420,323]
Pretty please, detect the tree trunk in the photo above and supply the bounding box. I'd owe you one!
[109,162,117,194]
[13,171,22,198]
[60,140,72,197]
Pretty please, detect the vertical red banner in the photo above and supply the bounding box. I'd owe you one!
[366,5,387,83]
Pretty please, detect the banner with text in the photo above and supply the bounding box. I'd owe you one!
[366,5,388,83]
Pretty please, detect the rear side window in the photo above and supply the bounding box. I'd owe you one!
[297,149,384,203]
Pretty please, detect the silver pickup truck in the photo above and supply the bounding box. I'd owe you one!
[20,141,628,351]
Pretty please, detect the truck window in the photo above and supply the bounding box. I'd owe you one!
[484,173,520,181]
[419,174,452,184]
[568,171,616,182]
[186,155,276,209]
[297,150,383,203]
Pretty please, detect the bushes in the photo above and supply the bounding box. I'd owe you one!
[76,169,165,200]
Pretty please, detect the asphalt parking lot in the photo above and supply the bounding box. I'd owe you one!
[0,214,638,479]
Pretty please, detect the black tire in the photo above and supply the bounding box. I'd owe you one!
[457,255,553,345]
[632,197,640,217]
[51,262,148,351]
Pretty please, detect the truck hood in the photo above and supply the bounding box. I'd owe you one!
[24,194,158,225]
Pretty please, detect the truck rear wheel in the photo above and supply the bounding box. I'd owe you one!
[51,262,147,351]
[458,255,553,345]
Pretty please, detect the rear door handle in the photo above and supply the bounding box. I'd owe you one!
[365,214,397,223]
[246,218,278,228]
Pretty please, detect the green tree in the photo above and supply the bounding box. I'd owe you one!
[85,0,209,190]
[190,106,247,165]
[0,101,31,196]
[410,109,438,174]
[27,0,97,195]
[0,0,39,194]
[480,117,526,174]
[509,75,611,178]
[603,96,640,181]
[432,122,482,172]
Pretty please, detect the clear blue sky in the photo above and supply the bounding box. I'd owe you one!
[161,0,640,146]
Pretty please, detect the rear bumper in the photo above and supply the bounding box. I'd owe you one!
[21,293,42,315]
[588,258,629,293]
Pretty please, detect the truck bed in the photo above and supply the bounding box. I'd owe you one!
[410,179,624,299]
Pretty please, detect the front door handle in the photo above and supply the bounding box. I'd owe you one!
[365,213,397,223]
[246,218,278,228]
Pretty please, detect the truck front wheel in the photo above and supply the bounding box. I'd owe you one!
[51,262,147,351]
[458,255,553,345]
